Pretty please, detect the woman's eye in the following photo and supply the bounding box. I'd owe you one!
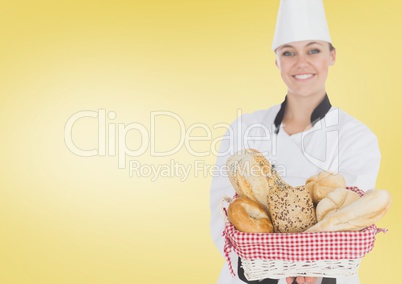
[309,49,320,54]
[282,51,294,56]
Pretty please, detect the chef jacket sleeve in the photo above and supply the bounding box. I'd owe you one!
[338,120,381,191]
[210,141,234,256]
[209,118,243,257]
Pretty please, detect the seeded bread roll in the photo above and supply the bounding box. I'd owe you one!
[267,185,317,233]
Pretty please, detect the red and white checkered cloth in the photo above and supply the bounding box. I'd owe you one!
[222,187,387,277]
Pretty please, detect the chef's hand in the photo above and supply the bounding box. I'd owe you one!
[286,276,317,284]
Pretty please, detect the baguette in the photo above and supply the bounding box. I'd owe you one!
[305,189,392,232]
[315,188,360,222]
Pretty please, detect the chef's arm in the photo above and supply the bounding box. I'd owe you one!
[209,131,236,257]
[338,122,381,191]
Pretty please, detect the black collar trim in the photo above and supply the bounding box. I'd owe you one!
[274,94,332,134]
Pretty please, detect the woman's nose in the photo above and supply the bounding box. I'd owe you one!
[295,54,309,67]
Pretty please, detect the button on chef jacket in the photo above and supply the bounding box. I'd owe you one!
[209,96,381,284]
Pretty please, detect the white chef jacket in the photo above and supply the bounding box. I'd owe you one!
[209,103,381,284]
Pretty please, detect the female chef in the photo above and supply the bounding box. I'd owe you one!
[209,0,381,284]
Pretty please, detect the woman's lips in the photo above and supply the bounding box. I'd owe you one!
[293,74,315,80]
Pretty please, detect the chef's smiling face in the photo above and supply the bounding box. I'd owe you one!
[275,40,336,99]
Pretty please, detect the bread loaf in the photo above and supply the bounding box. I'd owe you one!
[305,171,346,203]
[226,149,271,211]
[305,189,392,232]
[228,197,274,233]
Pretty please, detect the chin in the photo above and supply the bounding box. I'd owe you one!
[288,88,326,98]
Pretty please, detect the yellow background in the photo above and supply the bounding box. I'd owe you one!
[0,1,401,283]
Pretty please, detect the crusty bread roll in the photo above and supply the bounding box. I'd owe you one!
[305,189,392,232]
[315,188,360,222]
[305,171,346,203]
[226,149,271,211]
[228,196,274,233]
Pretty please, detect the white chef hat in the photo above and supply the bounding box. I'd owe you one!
[272,0,332,50]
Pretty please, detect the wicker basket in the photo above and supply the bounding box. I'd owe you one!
[221,187,386,280]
